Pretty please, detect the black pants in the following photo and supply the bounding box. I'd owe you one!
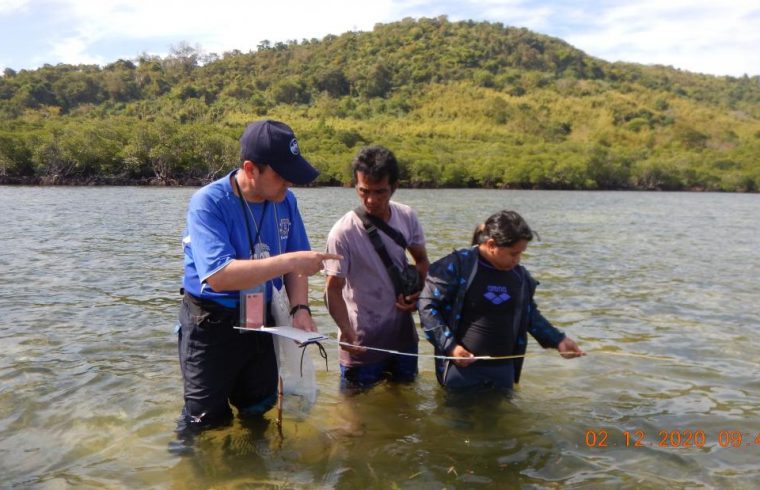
[177,294,278,429]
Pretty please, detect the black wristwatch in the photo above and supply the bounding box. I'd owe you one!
[289,304,312,316]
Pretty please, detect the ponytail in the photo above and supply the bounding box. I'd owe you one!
[471,223,487,245]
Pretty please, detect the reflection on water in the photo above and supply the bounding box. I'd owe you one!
[1,186,759,488]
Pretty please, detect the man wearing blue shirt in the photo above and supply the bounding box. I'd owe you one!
[177,120,339,432]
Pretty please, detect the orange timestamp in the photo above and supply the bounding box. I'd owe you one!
[584,429,760,448]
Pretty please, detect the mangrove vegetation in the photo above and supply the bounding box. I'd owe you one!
[1,17,759,191]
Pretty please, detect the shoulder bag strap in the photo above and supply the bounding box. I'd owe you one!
[353,207,404,295]
[354,206,408,249]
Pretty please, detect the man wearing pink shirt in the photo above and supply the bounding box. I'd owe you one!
[324,145,429,389]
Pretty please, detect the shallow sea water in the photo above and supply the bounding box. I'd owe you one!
[1,186,759,488]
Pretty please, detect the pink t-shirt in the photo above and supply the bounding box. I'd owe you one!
[324,201,425,366]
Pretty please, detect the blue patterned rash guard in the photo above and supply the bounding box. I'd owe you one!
[418,246,565,384]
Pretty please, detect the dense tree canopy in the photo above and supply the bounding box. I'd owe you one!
[1,17,759,191]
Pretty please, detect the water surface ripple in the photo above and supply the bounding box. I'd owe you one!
[1,186,758,488]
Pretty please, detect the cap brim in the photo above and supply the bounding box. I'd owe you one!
[271,155,320,185]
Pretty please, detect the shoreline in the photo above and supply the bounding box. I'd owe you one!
[0,176,749,193]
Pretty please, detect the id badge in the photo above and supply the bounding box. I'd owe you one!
[239,285,265,329]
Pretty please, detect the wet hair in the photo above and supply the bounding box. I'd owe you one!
[471,210,534,247]
[351,145,399,186]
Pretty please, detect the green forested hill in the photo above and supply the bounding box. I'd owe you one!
[1,16,759,190]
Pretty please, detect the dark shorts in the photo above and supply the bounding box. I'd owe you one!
[340,344,418,390]
[177,294,277,430]
[437,359,515,391]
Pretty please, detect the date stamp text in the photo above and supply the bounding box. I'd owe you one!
[584,429,760,448]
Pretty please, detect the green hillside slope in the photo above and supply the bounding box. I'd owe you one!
[1,16,759,190]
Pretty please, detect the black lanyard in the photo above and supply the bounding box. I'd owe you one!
[233,170,268,259]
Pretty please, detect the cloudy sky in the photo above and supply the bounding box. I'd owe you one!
[1,0,757,77]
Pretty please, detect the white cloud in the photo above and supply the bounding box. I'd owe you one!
[50,33,104,66]
[461,1,554,31]
[0,0,29,14]
[205,0,397,54]
[557,0,760,75]
[46,0,397,58]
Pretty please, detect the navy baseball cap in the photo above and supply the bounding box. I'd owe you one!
[240,120,319,185]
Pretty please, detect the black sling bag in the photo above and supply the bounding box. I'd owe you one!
[353,207,421,297]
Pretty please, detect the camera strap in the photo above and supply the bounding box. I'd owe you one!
[353,207,406,296]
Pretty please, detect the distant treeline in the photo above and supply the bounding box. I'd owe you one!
[1,17,759,190]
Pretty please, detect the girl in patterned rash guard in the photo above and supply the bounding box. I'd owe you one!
[418,210,584,390]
